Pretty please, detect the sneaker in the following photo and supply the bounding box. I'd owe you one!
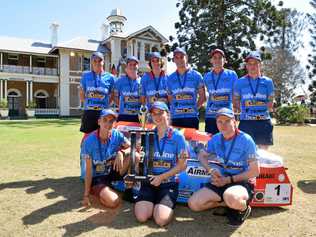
[227,205,251,227]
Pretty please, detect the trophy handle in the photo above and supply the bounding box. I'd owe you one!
[139,105,148,129]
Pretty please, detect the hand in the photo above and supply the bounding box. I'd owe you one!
[150,175,164,187]
[113,152,124,172]
[212,176,230,187]
[82,195,91,207]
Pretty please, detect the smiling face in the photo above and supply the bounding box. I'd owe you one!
[216,115,236,137]
[98,115,116,132]
[211,53,225,70]
[151,108,169,127]
[150,57,162,71]
[246,58,261,77]
[126,60,139,79]
[173,52,187,69]
[91,58,104,73]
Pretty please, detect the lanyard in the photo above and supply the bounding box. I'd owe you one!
[247,76,261,97]
[155,128,169,157]
[176,70,188,89]
[220,132,238,164]
[97,130,110,161]
[211,70,224,91]
[93,71,101,88]
[151,71,163,93]
[127,75,137,93]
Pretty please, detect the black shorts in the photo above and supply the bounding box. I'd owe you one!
[80,110,100,133]
[172,117,199,129]
[90,170,123,196]
[205,181,254,202]
[205,118,219,134]
[238,120,273,145]
[135,182,179,209]
[117,114,139,123]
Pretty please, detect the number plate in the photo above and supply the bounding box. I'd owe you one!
[264,183,291,204]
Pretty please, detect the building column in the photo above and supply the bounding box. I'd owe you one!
[29,55,32,73]
[127,41,131,57]
[4,79,7,98]
[26,81,29,107]
[134,40,138,58]
[30,81,33,102]
[0,80,3,99]
[59,50,70,116]
[140,41,145,62]
[0,52,3,71]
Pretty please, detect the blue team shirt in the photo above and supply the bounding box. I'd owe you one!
[203,69,237,118]
[80,71,115,110]
[167,69,204,118]
[81,128,127,179]
[140,71,168,107]
[114,75,142,116]
[206,131,257,176]
[152,127,188,183]
[234,76,274,120]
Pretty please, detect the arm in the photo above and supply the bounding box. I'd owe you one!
[80,87,85,103]
[82,156,92,206]
[197,86,206,109]
[231,159,259,183]
[233,95,241,114]
[198,149,214,173]
[140,96,146,105]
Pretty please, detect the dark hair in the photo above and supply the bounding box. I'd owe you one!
[148,58,164,69]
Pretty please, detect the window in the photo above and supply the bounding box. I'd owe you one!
[145,43,151,61]
[36,57,46,67]
[8,54,19,65]
[83,57,90,71]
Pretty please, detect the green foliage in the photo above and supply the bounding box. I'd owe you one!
[171,0,284,75]
[276,104,309,124]
[308,80,316,105]
[0,99,8,108]
[307,0,316,79]
[26,101,37,109]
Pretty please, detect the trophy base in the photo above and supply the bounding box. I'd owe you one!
[124,174,153,184]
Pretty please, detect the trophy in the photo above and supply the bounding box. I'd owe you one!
[124,105,155,184]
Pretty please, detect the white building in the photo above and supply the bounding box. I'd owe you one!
[0,8,168,118]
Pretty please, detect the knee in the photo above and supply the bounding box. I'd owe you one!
[188,198,200,212]
[135,212,150,223]
[99,190,120,208]
[154,215,170,227]
[223,193,241,209]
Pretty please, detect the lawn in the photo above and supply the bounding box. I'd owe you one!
[0,119,315,237]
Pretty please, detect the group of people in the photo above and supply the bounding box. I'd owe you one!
[79,47,274,227]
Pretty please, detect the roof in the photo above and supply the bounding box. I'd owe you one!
[0,36,52,55]
[49,37,109,54]
[127,25,168,43]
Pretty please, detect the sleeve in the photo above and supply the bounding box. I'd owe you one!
[196,71,204,89]
[140,75,146,97]
[234,78,241,97]
[206,138,216,154]
[267,79,275,98]
[80,73,87,92]
[117,130,129,148]
[166,76,173,96]
[244,136,258,163]
[114,77,120,96]
[176,133,189,159]
[81,138,93,160]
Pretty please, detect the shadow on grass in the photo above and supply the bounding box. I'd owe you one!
[0,119,80,129]
[0,177,290,237]
[297,180,316,194]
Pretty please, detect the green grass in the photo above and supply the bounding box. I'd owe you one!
[0,119,315,237]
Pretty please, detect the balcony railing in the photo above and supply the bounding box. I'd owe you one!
[35,108,59,115]
[1,65,58,76]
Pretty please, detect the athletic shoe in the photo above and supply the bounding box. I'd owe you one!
[227,205,251,227]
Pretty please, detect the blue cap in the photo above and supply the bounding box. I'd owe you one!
[150,101,169,113]
[216,108,234,119]
[99,109,118,119]
[91,52,104,61]
[173,47,187,56]
[127,56,139,64]
[150,52,162,59]
[245,51,261,62]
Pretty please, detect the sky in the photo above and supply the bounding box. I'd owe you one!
[0,0,314,94]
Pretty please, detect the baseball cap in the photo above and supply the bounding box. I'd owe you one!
[150,101,169,113]
[216,108,235,119]
[91,52,104,61]
[173,47,187,56]
[127,56,139,64]
[245,51,262,62]
[150,52,162,60]
[99,109,118,119]
[210,48,225,58]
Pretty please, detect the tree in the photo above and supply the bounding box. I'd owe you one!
[171,0,284,75]
[263,9,306,106]
[307,0,316,79]
[308,80,316,105]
